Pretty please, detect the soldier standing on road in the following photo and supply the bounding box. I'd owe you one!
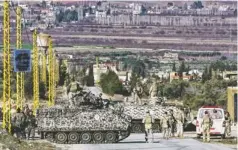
[161,112,169,140]
[142,110,154,143]
[168,109,176,137]
[21,110,27,139]
[175,108,185,138]
[12,108,25,138]
[26,110,37,140]
[225,111,232,136]
[201,111,213,142]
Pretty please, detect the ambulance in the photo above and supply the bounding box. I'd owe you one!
[195,106,226,139]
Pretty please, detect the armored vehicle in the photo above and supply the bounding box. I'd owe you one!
[36,92,132,144]
[123,103,183,133]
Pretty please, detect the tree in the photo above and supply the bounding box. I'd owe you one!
[42,0,47,8]
[172,62,176,72]
[202,66,212,82]
[97,1,101,6]
[78,67,87,86]
[178,61,186,78]
[50,1,54,6]
[168,2,173,7]
[36,15,41,21]
[58,60,68,86]
[24,73,33,98]
[106,9,111,15]
[191,1,203,9]
[86,65,94,86]
[183,3,188,10]
[129,72,139,92]
[100,70,123,96]
[39,81,46,99]
[196,1,204,8]
[132,60,146,78]
[56,10,64,23]
[141,5,147,15]
[186,65,190,74]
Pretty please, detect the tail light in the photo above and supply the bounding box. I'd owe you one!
[196,120,199,127]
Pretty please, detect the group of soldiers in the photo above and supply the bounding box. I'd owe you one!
[11,104,37,140]
[142,108,185,143]
[132,81,157,105]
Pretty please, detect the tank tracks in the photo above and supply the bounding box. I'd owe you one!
[43,130,131,144]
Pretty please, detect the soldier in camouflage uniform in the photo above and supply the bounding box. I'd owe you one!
[201,111,213,142]
[23,104,30,116]
[225,111,232,136]
[168,109,176,137]
[26,110,37,140]
[142,110,154,143]
[161,112,169,140]
[20,110,27,139]
[12,108,25,138]
[175,108,184,138]
[67,76,80,107]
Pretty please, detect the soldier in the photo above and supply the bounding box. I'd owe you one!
[161,112,169,140]
[23,104,30,116]
[20,110,27,139]
[142,110,154,143]
[96,93,103,108]
[225,111,232,136]
[135,83,143,105]
[175,108,185,138]
[12,108,25,138]
[201,111,213,142]
[168,109,176,137]
[26,110,37,140]
[149,80,158,105]
[67,76,80,107]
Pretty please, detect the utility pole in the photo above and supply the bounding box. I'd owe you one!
[16,6,24,110]
[2,0,11,133]
[33,29,39,115]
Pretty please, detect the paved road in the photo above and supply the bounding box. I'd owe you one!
[55,133,236,150]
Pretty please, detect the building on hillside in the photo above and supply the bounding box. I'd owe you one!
[222,71,237,80]
[169,72,180,82]
[169,72,193,82]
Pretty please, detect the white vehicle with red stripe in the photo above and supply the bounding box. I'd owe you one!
[195,106,226,139]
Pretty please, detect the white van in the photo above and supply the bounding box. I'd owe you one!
[195,106,226,139]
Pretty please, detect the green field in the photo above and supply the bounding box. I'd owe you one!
[0,44,33,50]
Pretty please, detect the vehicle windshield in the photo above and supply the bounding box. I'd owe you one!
[199,109,224,119]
